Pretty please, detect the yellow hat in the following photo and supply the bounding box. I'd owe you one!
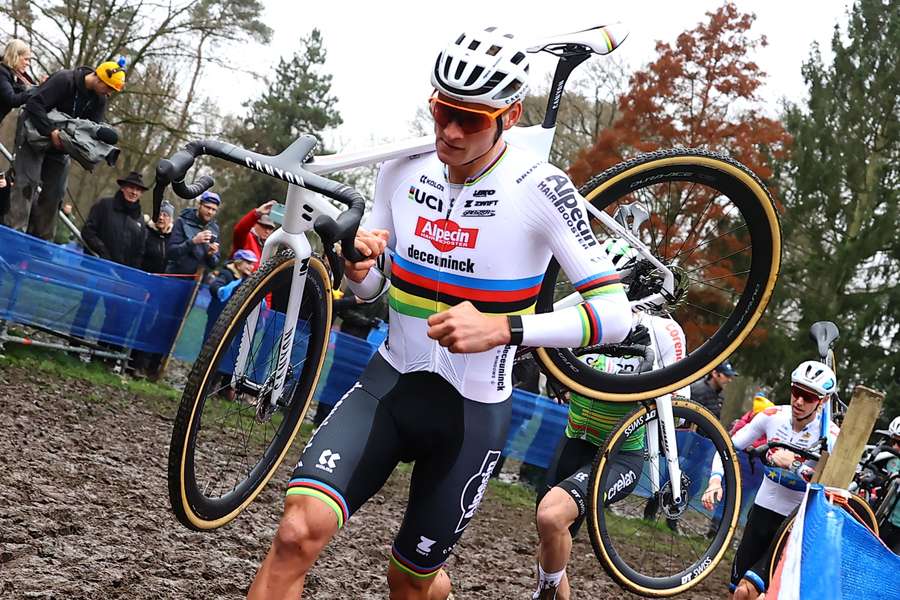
[752,394,774,415]
[95,61,126,92]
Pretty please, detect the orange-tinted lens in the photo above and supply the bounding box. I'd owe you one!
[791,384,822,403]
[430,100,495,134]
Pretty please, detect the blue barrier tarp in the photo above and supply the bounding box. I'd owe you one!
[0,225,195,353]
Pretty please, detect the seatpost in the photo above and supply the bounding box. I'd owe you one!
[541,50,591,129]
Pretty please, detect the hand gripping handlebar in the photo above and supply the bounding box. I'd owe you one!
[152,135,366,263]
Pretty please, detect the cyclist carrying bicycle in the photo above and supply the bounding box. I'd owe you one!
[701,360,840,600]
[247,27,633,600]
[532,239,690,600]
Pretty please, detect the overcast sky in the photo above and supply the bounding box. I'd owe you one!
[208,1,854,151]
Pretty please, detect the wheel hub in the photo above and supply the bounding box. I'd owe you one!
[659,472,692,519]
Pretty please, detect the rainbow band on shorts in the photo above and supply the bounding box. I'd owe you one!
[286,478,349,529]
[391,545,443,579]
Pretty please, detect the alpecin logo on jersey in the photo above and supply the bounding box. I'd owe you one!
[408,185,444,212]
[415,217,478,252]
[537,175,596,249]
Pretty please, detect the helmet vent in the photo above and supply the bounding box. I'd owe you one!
[464,66,485,87]
[511,51,526,65]
[455,34,466,45]
[454,61,467,81]
[468,39,481,50]
[486,45,501,57]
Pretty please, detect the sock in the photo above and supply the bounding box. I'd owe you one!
[533,564,565,600]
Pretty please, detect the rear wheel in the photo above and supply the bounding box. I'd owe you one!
[587,399,741,596]
[535,149,781,401]
[168,253,331,530]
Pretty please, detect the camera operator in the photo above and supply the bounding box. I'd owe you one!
[2,59,124,240]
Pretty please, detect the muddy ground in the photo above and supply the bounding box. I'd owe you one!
[0,362,730,599]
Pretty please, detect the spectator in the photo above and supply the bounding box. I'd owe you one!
[2,59,124,240]
[81,170,148,267]
[691,360,738,420]
[142,200,174,274]
[165,190,221,275]
[882,417,900,553]
[53,200,75,245]
[232,200,277,270]
[0,39,36,126]
[204,248,257,341]
[730,387,775,445]
[0,170,8,219]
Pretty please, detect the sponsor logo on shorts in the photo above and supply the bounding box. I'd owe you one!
[317,449,341,473]
[415,217,479,252]
[574,472,588,483]
[605,469,636,502]
[455,450,501,533]
[416,536,437,556]
[299,383,358,463]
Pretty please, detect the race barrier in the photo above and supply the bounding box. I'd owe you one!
[1,224,763,523]
[0,225,194,354]
[769,484,900,599]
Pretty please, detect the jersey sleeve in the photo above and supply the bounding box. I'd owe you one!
[346,160,398,302]
[515,168,631,348]
[711,410,771,479]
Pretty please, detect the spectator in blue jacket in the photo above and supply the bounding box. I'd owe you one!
[204,248,257,341]
[165,191,221,276]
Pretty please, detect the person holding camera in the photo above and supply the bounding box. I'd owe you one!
[165,190,221,276]
[2,59,124,240]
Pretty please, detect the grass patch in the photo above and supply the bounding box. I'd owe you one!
[0,342,179,403]
[489,478,537,509]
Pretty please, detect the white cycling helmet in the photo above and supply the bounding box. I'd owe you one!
[889,416,900,438]
[431,27,530,108]
[790,360,837,397]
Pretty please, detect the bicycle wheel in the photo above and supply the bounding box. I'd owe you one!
[168,252,331,530]
[587,399,741,596]
[535,149,781,400]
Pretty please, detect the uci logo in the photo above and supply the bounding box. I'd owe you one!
[408,185,444,213]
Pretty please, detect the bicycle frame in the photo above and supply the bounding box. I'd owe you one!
[225,25,686,492]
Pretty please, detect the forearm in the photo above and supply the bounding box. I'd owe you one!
[516,294,631,348]
[347,267,389,302]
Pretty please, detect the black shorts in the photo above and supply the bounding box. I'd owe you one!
[288,353,511,578]
[538,434,644,536]
[730,503,787,593]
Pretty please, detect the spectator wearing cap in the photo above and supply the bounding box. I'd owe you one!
[232,200,278,270]
[81,170,148,267]
[2,58,124,240]
[690,360,738,420]
[204,248,258,341]
[142,200,174,274]
[165,190,221,276]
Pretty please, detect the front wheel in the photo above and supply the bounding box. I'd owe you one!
[535,149,781,401]
[587,399,741,597]
[168,252,332,531]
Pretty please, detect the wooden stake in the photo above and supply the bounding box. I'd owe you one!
[815,385,884,488]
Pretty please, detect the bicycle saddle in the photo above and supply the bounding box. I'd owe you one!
[527,24,629,56]
[809,321,839,358]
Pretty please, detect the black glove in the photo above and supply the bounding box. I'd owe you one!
[622,323,651,347]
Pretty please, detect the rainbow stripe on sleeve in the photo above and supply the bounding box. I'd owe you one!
[388,253,543,318]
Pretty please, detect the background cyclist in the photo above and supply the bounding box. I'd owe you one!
[881,416,900,553]
[702,360,840,600]
[532,239,691,600]
[247,27,633,600]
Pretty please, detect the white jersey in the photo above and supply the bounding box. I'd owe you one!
[348,143,631,403]
[711,405,840,516]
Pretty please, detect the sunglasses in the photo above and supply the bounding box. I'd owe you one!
[790,384,825,404]
[428,94,512,134]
